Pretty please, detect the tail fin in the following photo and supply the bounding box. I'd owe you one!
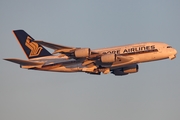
[13,30,51,59]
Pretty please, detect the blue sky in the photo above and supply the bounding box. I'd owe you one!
[1,0,180,120]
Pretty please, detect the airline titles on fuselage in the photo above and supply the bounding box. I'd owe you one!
[103,45,156,55]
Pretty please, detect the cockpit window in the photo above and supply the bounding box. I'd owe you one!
[167,46,172,48]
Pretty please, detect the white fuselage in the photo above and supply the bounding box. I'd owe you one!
[31,42,177,72]
[93,42,176,68]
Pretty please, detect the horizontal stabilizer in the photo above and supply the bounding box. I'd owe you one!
[4,58,44,67]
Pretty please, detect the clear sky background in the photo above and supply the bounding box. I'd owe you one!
[1,0,180,120]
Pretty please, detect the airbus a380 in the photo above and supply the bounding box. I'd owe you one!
[4,30,177,76]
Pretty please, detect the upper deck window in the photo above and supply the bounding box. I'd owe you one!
[167,46,172,48]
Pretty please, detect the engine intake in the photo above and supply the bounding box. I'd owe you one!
[101,54,116,63]
[74,48,91,58]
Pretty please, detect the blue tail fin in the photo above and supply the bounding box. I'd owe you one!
[13,30,51,59]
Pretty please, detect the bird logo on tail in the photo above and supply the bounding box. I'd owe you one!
[25,36,42,57]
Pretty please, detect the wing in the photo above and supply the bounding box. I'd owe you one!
[34,41,135,69]
[34,40,76,53]
[34,40,101,58]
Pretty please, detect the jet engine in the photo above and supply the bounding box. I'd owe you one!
[111,64,139,76]
[74,48,91,58]
[101,54,116,63]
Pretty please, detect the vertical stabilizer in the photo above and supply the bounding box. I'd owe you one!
[13,30,51,59]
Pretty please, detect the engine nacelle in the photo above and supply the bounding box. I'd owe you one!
[74,48,91,58]
[101,54,116,63]
[112,64,139,76]
[123,64,138,73]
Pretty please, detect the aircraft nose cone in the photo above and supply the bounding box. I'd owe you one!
[173,48,177,55]
[168,48,177,60]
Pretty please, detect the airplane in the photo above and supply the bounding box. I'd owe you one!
[4,30,177,76]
